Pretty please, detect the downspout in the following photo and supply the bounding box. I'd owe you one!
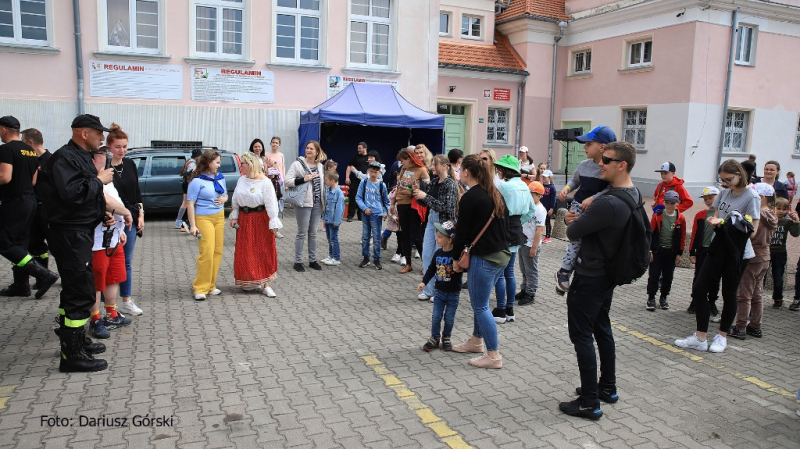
[547,21,567,168]
[716,9,738,173]
[72,0,85,114]
[514,76,526,157]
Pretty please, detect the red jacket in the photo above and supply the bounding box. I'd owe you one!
[689,209,710,256]
[653,176,694,213]
[650,210,687,255]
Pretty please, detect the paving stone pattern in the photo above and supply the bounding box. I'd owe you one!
[0,210,799,448]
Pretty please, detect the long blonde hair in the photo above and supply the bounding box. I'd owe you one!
[304,140,327,164]
[240,152,264,178]
[433,155,454,179]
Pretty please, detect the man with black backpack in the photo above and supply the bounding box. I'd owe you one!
[559,141,650,421]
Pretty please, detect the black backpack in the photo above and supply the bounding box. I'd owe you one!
[602,188,652,286]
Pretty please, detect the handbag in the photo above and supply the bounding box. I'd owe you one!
[457,215,494,270]
[284,158,312,207]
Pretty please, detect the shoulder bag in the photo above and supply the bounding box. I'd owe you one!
[284,158,312,207]
[457,215,494,270]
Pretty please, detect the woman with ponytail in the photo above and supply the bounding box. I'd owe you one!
[451,154,510,369]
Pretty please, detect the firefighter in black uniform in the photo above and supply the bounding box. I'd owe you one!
[43,114,132,373]
[0,116,59,299]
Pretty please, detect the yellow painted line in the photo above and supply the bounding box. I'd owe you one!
[360,353,472,449]
[0,385,17,410]
[611,322,795,398]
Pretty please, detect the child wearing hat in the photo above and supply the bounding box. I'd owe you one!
[517,181,547,306]
[419,221,463,352]
[646,190,686,311]
[730,183,778,340]
[652,161,693,213]
[355,162,391,269]
[687,187,721,318]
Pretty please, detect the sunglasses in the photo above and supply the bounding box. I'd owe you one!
[601,156,623,164]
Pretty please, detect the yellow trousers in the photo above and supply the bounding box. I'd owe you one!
[193,211,225,294]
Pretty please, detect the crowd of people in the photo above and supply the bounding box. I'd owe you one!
[3,113,800,420]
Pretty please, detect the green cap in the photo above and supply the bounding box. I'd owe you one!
[494,154,520,174]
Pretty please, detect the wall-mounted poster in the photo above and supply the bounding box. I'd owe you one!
[90,61,183,100]
[327,75,398,98]
[192,68,275,103]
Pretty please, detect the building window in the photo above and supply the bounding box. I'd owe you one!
[487,108,509,144]
[439,12,449,36]
[194,0,244,57]
[0,0,48,44]
[627,39,652,68]
[461,15,481,39]
[723,110,749,152]
[275,0,321,63]
[735,24,757,65]
[350,0,390,67]
[622,109,647,149]
[105,0,159,51]
[573,49,591,75]
[795,118,800,155]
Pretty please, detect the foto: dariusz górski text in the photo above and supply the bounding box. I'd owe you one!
[40,414,175,427]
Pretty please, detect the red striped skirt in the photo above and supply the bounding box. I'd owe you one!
[234,210,278,288]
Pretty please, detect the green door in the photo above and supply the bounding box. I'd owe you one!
[561,120,591,175]
[438,104,467,153]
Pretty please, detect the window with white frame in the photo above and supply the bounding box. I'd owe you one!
[627,39,652,68]
[735,24,757,65]
[487,108,509,144]
[622,109,647,149]
[794,118,800,155]
[350,0,390,67]
[439,12,449,36]
[105,0,159,51]
[572,49,591,75]
[0,0,48,44]
[194,0,244,57]
[461,14,481,39]
[275,0,321,63]
[723,110,749,152]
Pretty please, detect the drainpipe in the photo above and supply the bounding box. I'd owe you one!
[72,0,85,115]
[716,9,738,174]
[514,76,526,157]
[547,21,568,168]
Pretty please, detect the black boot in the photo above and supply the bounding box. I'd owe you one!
[32,256,48,290]
[20,258,58,299]
[0,266,31,297]
[58,325,108,373]
[53,316,105,355]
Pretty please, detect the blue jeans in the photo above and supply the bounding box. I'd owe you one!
[325,224,340,261]
[421,210,440,297]
[468,255,504,351]
[494,251,518,309]
[431,290,460,338]
[119,225,137,298]
[361,214,382,260]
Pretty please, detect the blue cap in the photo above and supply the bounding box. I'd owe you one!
[576,126,616,144]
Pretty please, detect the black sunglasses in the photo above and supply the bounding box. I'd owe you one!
[601,156,623,164]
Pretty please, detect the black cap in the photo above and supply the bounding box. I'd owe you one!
[0,115,20,130]
[71,114,111,132]
[191,149,203,158]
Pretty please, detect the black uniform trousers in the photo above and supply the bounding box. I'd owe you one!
[646,248,676,298]
[48,226,95,326]
[567,273,616,407]
[28,203,49,258]
[0,195,36,264]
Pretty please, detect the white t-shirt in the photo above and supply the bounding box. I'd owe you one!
[523,202,547,247]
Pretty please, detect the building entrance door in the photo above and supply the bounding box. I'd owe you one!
[438,104,467,154]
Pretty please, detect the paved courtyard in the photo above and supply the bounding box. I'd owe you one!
[0,209,799,448]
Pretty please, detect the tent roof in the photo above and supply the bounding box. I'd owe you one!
[300,83,444,129]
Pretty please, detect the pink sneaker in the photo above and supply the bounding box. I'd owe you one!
[451,339,485,354]
[542,237,551,243]
[468,354,503,369]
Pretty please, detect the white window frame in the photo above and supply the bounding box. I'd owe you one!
[439,11,451,36]
[0,0,52,46]
[571,48,592,75]
[348,0,392,69]
[626,38,652,68]
[190,0,247,60]
[735,24,757,66]
[723,110,750,153]
[461,14,482,40]
[794,117,800,155]
[622,109,647,150]
[99,0,163,55]
[486,108,509,144]
[274,0,322,64]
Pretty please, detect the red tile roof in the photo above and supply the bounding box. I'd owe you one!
[439,32,527,74]
[496,0,570,22]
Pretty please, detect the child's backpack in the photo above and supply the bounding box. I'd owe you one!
[602,188,652,286]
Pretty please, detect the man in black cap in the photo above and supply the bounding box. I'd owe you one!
[0,116,60,299]
[42,114,132,373]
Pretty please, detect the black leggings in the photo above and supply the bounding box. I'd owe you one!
[396,204,422,266]
[545,213,552,238]
[693,252,747,333]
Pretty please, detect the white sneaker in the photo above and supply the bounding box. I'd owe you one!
[708,334,727,353]
[418,293,431,300]
[321,257,334,265]
[194,293,206,301]
[400,256,407,265]
[276,231,284,239]
[414,250,420,259]
[263,286,277,298]
[710,313,721,323]
[331,259,341,265]
[209,289,221,296]
[119,300,143,316]
[391,254,401,263]
[675,333,708,352]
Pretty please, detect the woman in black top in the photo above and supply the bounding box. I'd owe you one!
[451,154,509,369]
[107,124,144,316]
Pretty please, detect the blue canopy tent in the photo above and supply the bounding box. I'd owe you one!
[298,83,444,181]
